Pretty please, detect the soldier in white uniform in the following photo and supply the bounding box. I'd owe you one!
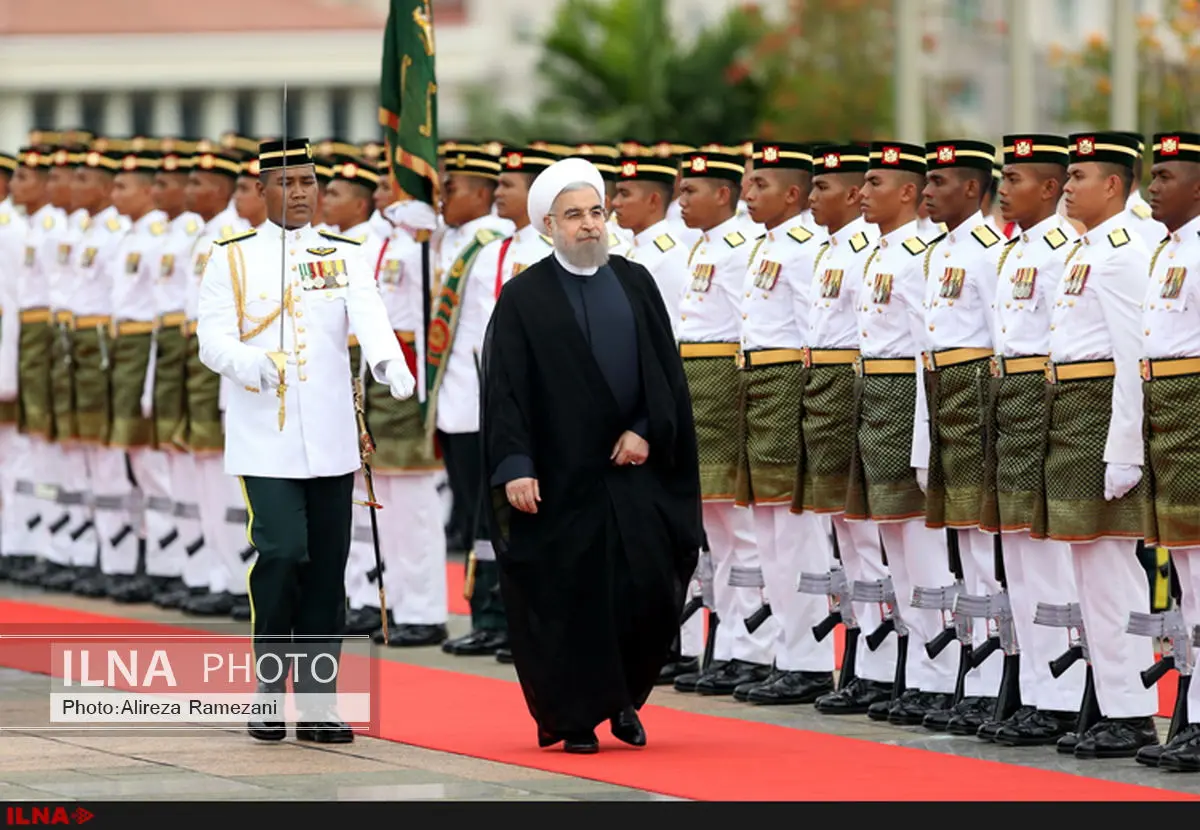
[611,155,690,327]
[431,147,514,657]
[181,145,254,620]
[1041,131,1156,759]
[982,134,1085,747]
[198,137,414,743]
[731,142,836,705]
[916,139,1007,733]
[671,149,777,697]
[1116,132,1169,250]
[1142,130,1200,772]
[854,141,959,725]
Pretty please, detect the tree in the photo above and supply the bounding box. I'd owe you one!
[1054,0,1200,133]
[461,0,774,143]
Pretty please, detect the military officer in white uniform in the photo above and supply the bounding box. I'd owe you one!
[1116,132,1169,250]
[198,137,413,744]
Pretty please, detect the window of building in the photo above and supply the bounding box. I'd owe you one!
[131,92,154,137]
[330,88,350,139]
[180,90,204,139]
[81,93,106,135]
[286,92,305,138]
[31,93,57,131]
[236,90,256,137]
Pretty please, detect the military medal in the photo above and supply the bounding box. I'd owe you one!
[872,273,894,305]
[1161,266,1187,299]
[193,252,210,277]
[939,267,965,299]
[298,259,347,290]
[125,252,141,275]
[81,247,98,268]
[1012,267,1037,301]
[820,268,844,299]
[690,263,715,293]
[380,259,402,285]
[57,244,71,265]
[754,260,782,291]
[23,246,34,267]
[1064,263,1090,296]
[161,254,175,277]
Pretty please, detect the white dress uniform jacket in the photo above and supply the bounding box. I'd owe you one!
[1048,213,1149,467]
[70,206,129,322]
[740,213,821,351]
[620,218,688,330]
[806,216,876,351]
[1143,213,1200,361]
[1126,189,1168,252]
[0,199,28,401]
[197,221,404,479]
[993,215,1078,359]
[156,212,205,318]
[678,214,759,344]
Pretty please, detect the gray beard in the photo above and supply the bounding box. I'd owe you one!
[554,232,610,270]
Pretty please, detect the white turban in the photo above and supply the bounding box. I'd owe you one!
[526,157,606,234]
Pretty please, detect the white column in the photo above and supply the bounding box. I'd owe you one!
[55,93,83,129]
[348,87,377,144]
[302,88,334,142]
[0,91,30,153]
[104,92,133,138]
[254,89,283,138]
[1008,0,1035,132]
[894,0,924,144]
[201,89,238,141]
[1111,0,1137,129]
[151,90,183,138]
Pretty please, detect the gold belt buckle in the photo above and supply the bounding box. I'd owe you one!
[735,350,746,370]
[1139,358,1153,382]
[1045,361,1059,385]
[853,354,865,377]
[990,355,1004,379]
[801,346,813,368]
[921,351,935,373]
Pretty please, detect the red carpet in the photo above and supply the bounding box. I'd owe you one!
[0,598,1193,802]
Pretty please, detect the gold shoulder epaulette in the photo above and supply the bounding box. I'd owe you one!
[849,231,869,252]
[150,220,166,236]
[724,230,746,248]
[1108,228,1131,248]
[653,234,676,252]
[1132,202,1152,220]
[971,224,1001,248]
[80,216,92,231]
[42,214,55,230]
[1044,227,1068,250]
[214,229,257,246]
[788,226,814,244]
[106,217,121,232]
[902,236,927,255]
[186,218,200,235]
[539,233,553,245]
[0,213,8,226]
[318,229,364,246]
[474,227,504,246]
[608,231,620,247]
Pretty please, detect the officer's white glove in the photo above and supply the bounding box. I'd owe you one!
[1104,463,1142,501]
[259,354,283,391]
[384,359,416,400]
[915,467,929,494]
[384,200,438,233]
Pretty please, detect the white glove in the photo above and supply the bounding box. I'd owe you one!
[384,200,438,233]
[385,359,415,400]
[259,354,283,391]
[1104,462,1142,501]
[915,467,929,494]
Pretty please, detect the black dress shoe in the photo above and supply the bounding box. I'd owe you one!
[814,677,893,715]
[746,670,834,705]
[610,707,646,747]
[377,623,448,647]
[945,696,997,735]
[656,657,700,686]
[0,556,33,581]
[445,630,508,656]
[108,574,156,603]
[230,595,252,621]
[993,708,1074,747]
[153,584,200,609]
[40,564,80,591]
[1056,731,1079,754]
[345,607,385,635]
[71,572,111,598]
[247,682,286,741]
[295,719,354,743]
[562,731,599,754]
[495,648,514,664]
[673,661,724,693]
[977,705,1036,742]
[889,690,952,726]
[734,669,782,702]
[182,591,235,616]
[1158,723,1200,771]
[1074,717,1158,759]
[695,659,772,696]
[9,559,51,585]
[922,695,987,732]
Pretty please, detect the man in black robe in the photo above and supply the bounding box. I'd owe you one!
[481,158,703,754]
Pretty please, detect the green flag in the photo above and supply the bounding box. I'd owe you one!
[379,0,438,206]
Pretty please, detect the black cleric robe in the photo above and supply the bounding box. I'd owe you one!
[480,252,702,740]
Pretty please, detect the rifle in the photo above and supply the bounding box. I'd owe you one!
[798,527,858,691]
[1034,601,1100,747]
[680,547,719,670]
[733,565,772,635]
[911,528,972,704]
[1127,558,1190,743]
[952,533,1022,723]
[852,575,907,702]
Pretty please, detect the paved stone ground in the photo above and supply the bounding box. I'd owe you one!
[2,574,1199,801]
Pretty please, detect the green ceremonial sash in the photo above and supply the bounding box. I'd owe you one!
[424,227,505,432]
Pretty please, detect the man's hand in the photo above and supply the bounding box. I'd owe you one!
[611,431,649,467]
[915,467,929,494]
[1104,463,1142,501]
[385,359,416,399]
[259,354,283,391]
[506,477,540,513]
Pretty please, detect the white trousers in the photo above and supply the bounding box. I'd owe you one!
[831,514,895,683]
[1002,532,1085,711]
[36,442,74,566]
[958,528,1004,697]
[378,473,448,625]
[875,519,959,693]
[1170,549,1200,724]
[1072,539,1158,718]
[169,452,209,590]
[196,456,250,597]
[347,471,378,611]
[1,427,40,558]
[756,506,834,673]
[128,448,181,578]
[702,502,776,664]
[87,447,139,575]
[52,444,98,567]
